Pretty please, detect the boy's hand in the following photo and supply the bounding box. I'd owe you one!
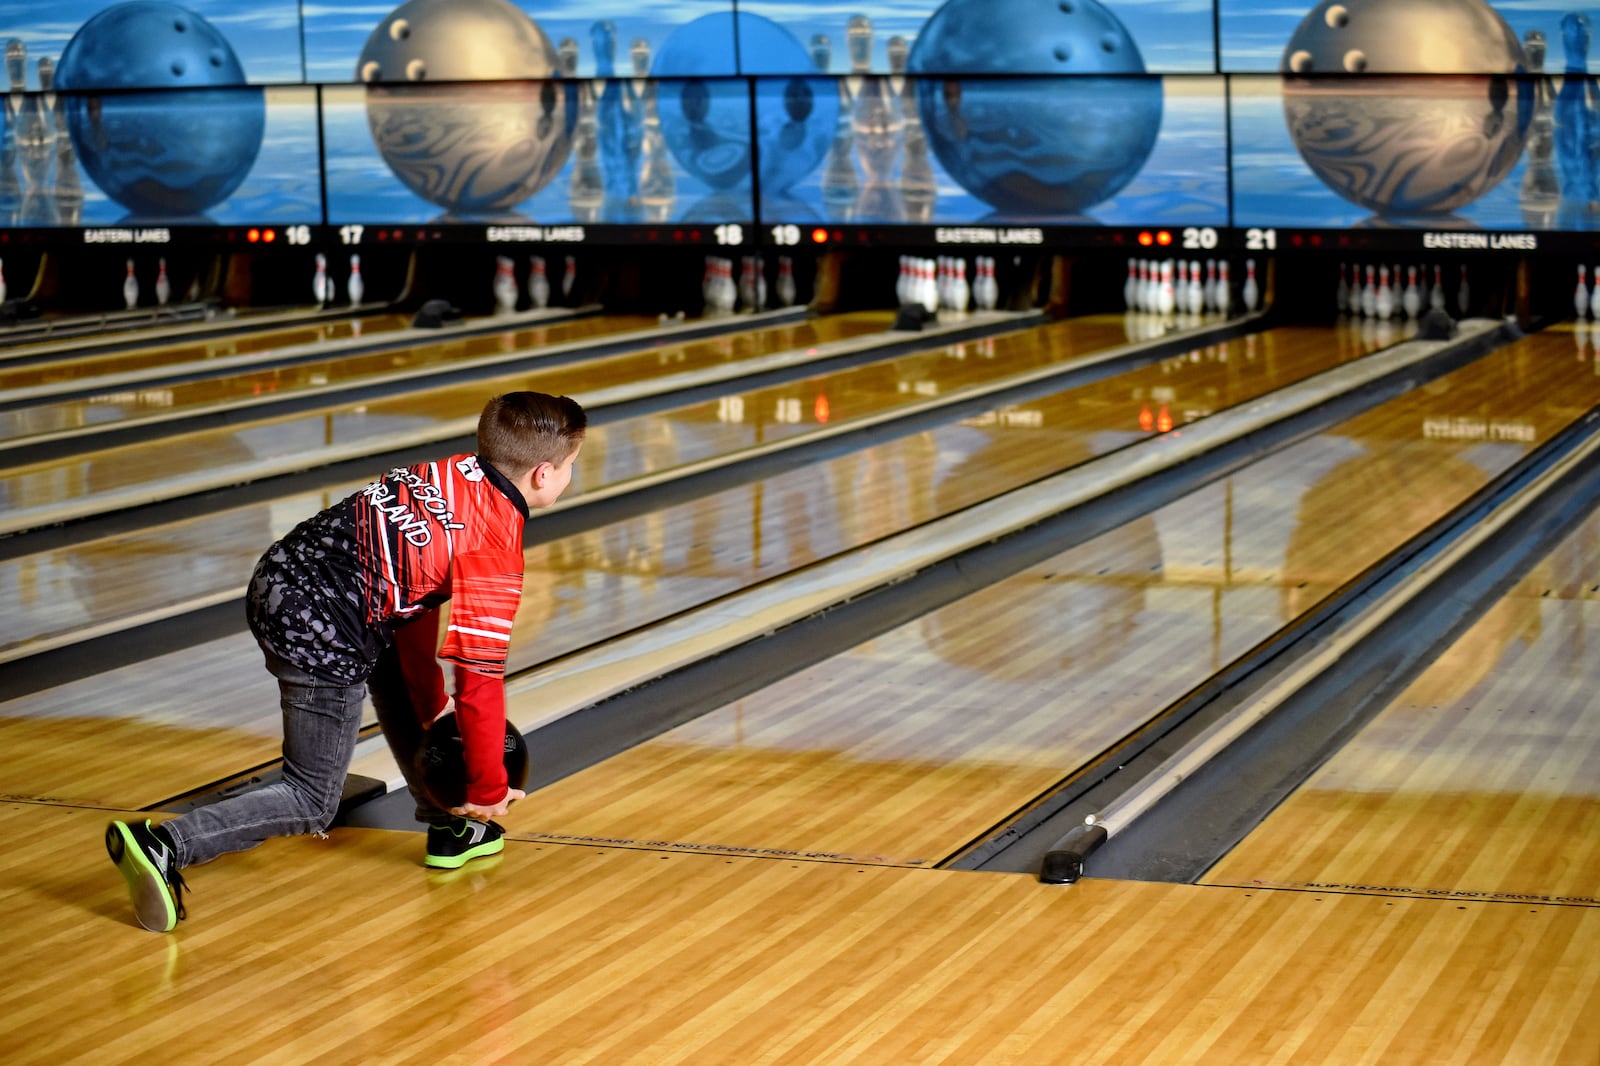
[451,788,524,820]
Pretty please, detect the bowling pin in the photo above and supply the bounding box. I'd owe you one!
[346,254,363,307]
[1589,267,1600,319]
[951,258,969,314]
[1187,261,1204,316]
[122,259,138,309]
[1577,265,1589,320]
[1124,258,1138,312]
[776,255,797,308]
[1402,265,1421,319]
[1336,262,1350,315]
[313,253,328,305]
[1242,258,1259,312]
[1374,266,1394,320]
[493,255,517,314]
[1457,264,1470,316]
[1204,259,1218,313]
[1429,264,1445,312]
[737,256,756,311]
[1216,261,1232,316]
[0,257,7,304]
[562,256,577,302]
[1361,265,1376,318]
[528,255,549,309]
[1157,260,1175,316]
[753,255,767,311]
[155,257,170,306]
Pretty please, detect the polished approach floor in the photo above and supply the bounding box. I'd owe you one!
[0,308,1594,1064]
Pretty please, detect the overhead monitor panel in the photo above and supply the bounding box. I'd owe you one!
[738,0,1216,75]
[0,0,305,87]
[1231,74,1592,249]
[322,77,754,245]
[1219,0,1598,76]
[303,0,738,84]
[756,74,1229,245]
[3,85,322,245]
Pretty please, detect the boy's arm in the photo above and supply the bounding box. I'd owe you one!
[439,548,524,812]
[453,665,512,810]
[391,608,449,724]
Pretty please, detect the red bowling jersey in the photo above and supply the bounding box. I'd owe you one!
[248,453,527,804]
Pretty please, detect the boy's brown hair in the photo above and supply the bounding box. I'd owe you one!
[476,392,586,480]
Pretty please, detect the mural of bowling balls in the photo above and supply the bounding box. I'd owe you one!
[1282,76,1528,218]
[358,0,571,216]
[906,0,1162,216]
[1277,0,1528,218]
[652,12,833,193]
[55,1,264,217]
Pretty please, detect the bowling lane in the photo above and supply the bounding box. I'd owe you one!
[0,312,889,534]
[0,311,659,443]
[494,327,1600,868]
[1202,498,1600,905]
[0,321,1386,810]
[0,310,415,391]
[2,314,1144,660]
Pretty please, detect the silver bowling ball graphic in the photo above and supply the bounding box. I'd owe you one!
[907,0,1161,215]
[54,1,263,217]
[1282,76,1528,218]
[1281,0,1526,75]
[358,0,571,216]
[1279,0,1528,219]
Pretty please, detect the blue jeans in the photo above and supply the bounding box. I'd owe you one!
[162,641,447,869]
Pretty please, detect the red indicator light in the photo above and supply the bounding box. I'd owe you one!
[1156,404,1173,433]
[1137,231,1154,247]
[814,394,830,424]
[1138,403,1154,432]
[263,229,276,243]
[1156,230,1172,246]
[246,228,260,243]
[811,227,829,244]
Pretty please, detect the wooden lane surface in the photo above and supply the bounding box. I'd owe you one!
[1,315,1141,661]
[0,312,884,526]
[497,328,1600,869]
[0,322,1385,810]
[2,803,1594,1064]
[0,311,415,393]
[1203,498,1600,905]
[0,311,659,444]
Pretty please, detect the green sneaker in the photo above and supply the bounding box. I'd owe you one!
[425,818,505,869]
[106,820,188,932]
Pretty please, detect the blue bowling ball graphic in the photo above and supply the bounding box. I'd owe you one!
[907,0,1162,216]
[651,11,835,193]
[55,2,265,218]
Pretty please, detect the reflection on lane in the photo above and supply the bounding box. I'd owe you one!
[0,312,662,440]
[501,328,1600,866]
[2,313,892,515]
[4,313,1132,654]
[1206,495,1600,903]
[0,312,418,391]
